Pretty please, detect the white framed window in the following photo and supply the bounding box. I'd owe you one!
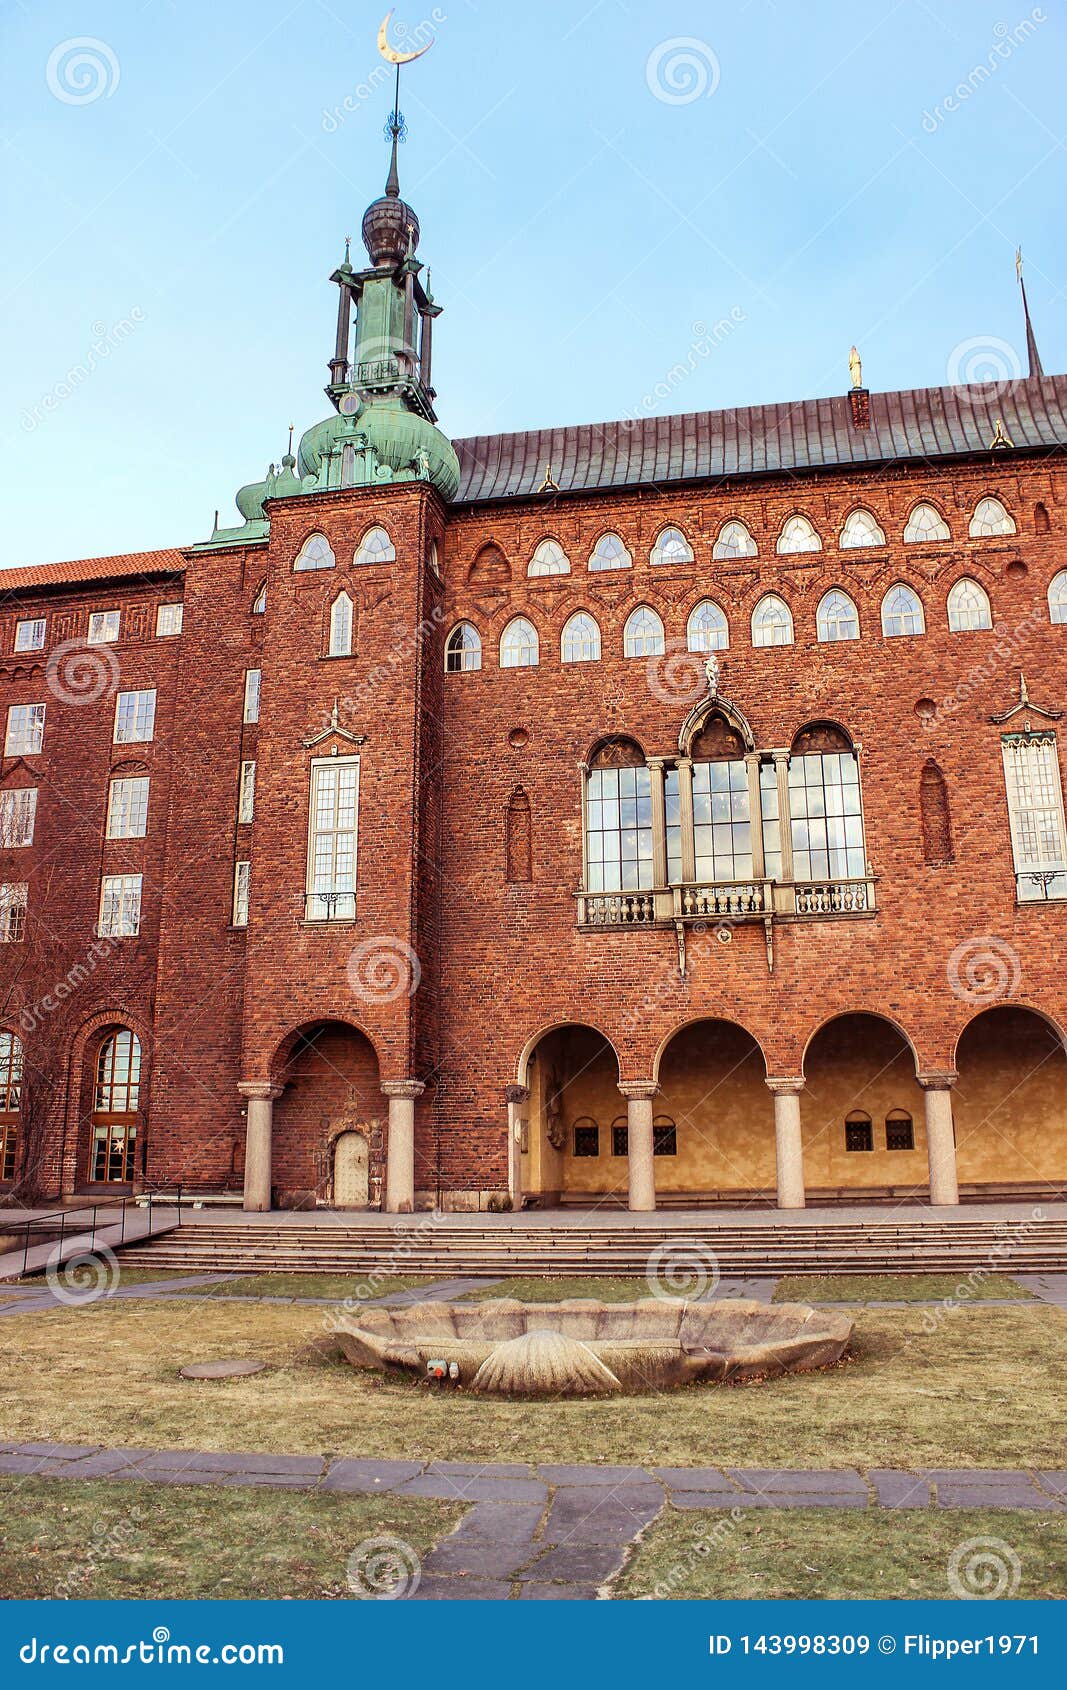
[528,539,570,577]
[114,689,156,744]
[777,514,822,554]
[156,603,183,637]
[839,508,886,549]
[252,583,267,614]
[969,496,1016,538]
[243,670,261,724]
[561,612,601,664]
[585,763,653,892]
[947,577,992,632]
[87,610,120,645]
[752,593,794,647]
[106,777,149,840]
[904,502,951,543]
[881,583,925,638]
[445,623,481,673]
[686,599,729,652]
[589,532,632,571]
[789,753,867,880]
[329,592,354,657]
[354,526,396,566]
[306,756,359,920]
[1002,734,1067,901]
[427,541,442,579]
[5,703,46,757]
[232,861,251,927]
[500,616,539,668]
[650,527,693,567]
[238,760,256,824]
[0,789,37,848]
[294,532,335,571]
[0,883,27,944]
[14,619,46,654]
[623,606,665,657]
[1049,571,1067,626]
[713,519,757,560]
[98,874,142,939]
[817,589,860,642]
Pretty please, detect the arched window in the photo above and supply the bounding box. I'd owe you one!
[947,576,992,632]
[427,541,442,578]
[816,589,860,642]
[528,539,570,577]
[885,1109,915,1151]
[328,592,354,657]
[686,599,729,652]
[840,508,886,548]
[1035,502,1051,534]
[445,622,481,673]
[713,519,757,560]
[751,593,794,647]
[920,761,953,865]
[776,514,822,554]
[354,525,396,565]
[91,1030,141,1184]
[623,606,665,658]
[589,532,632,571]
[584,741,652,892]
[845,1112,873,1152]
[881,583,925,637]
[1048,571,1067,626]
[969,496,1016,538]
[650,526,693,567]
[904,502,951,543]
[561,612,601,664]
[505,788,532,882]
[500,616,539,668]
[0,1031,22,1181]
[251,583,267,614]
[294,532,335,571]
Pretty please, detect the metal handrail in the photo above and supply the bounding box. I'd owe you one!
[15,1182,184,1276]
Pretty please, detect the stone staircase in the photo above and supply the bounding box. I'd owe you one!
[113,1212,1067,1277]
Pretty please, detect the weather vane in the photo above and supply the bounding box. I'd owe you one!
[377,9,435,143]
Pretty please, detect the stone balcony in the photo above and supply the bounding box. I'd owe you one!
[576,875,877,930]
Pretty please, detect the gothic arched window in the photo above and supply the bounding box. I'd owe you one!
[623,606,665,658]
[505,789,532,882]
[650,526,693,567]
[920,760,953,864]
[686,599,729,652]
[294,532,335,571]
[947,577,992,632]
[881,582,926,637]
[816,589,860,642]
[91,1029,141,1183]
[776,514,822,554]
[904,502,951,543]
[840,508,886,549]
[589,532,633,571]
[528,539,570,577]
[328,592,354,657]
[354,525,396,565]
[584,741,652,893]
[1048,570,1067,625]
[969,496,1016,538]
[752,593,794,647]
[561,612,601,664]
[445,622,481,673]
[713,519,757,559]
[500,616,539,668]
[251,582,267,614]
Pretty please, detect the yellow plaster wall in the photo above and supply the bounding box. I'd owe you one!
[802,1017,928,1191]
[954,1008,1067,1183]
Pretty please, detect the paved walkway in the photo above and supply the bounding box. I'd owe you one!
[0,1442,1062,1600]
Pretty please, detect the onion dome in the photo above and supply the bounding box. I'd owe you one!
[361,125,420,267]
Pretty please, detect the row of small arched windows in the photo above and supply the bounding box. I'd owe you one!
[446,571,1067,670]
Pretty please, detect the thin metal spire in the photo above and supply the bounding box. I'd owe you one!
[1016,247,1045,380]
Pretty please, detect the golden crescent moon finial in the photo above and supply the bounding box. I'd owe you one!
[378,10,434,65]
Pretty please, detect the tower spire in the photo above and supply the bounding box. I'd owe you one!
[1016,247,1045,380]
[385,63,402,198]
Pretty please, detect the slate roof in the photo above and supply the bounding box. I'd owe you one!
[452,375,1067,504]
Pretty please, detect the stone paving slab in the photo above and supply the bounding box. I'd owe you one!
[653,1466,735,1488]
[520,1543,629,1583]
[869,1470,932,1508]
[323,1458,424,1493]
[935,1482,1055,1509]
[921,1468,1033,1486]
[423,1538,534,1579]
[412,1577,514,1601]
[1036,1472,1067,1496]
[669,1491,752,1510]
[450,1502,544,1543]
[396,1474,548,1504]
[424,1460,533,1479]
[542,1486,663,1544]
[728,1468,869,1494]
[539,1463,653,1486]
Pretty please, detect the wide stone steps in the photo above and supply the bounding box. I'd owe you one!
[114,1216,1067,1276]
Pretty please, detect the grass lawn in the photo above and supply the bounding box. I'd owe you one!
[18,1269,431,1301]
[459,1277,657,1303]
[1,1300,1064,1469]
[0,1477,459,1600]
[618,1507,1067,1600]
[774,1274,1033,1304]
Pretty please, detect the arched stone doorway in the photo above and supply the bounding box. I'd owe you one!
[520,1024,621,1204]
[802,1013,925,1197]
[954,1006,1067,1193]
[654,1020,772,1198]
[270,1021,383,1209]
[332,1129,370,1209]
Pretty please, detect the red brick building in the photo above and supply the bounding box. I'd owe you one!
[3,130,1067,1215]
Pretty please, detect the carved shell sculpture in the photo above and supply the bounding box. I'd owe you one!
[335,1298,853,1398]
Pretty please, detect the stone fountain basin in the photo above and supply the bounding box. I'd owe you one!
[335,1298,853,1396]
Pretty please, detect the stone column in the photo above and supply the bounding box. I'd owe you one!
[676,757,696,882]
[618,1081,658,1213]
[919,1073,959,1206]
[505,1084,528,1209]
[773,751,794,883]
[382,1080,425,1214]
[744,751,766,880]
[646,758,668,889]
[767,1078,806,1210]
[237,1082,281,1213]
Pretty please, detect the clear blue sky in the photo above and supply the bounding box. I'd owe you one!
[2,0,1064,567]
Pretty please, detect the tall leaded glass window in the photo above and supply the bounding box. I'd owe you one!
[788,752,866,880]
[584,761,653,893]
[306,756,359,919]
[760,761,782,879]
[691,760,752,881]
[1001,733,1067,901]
